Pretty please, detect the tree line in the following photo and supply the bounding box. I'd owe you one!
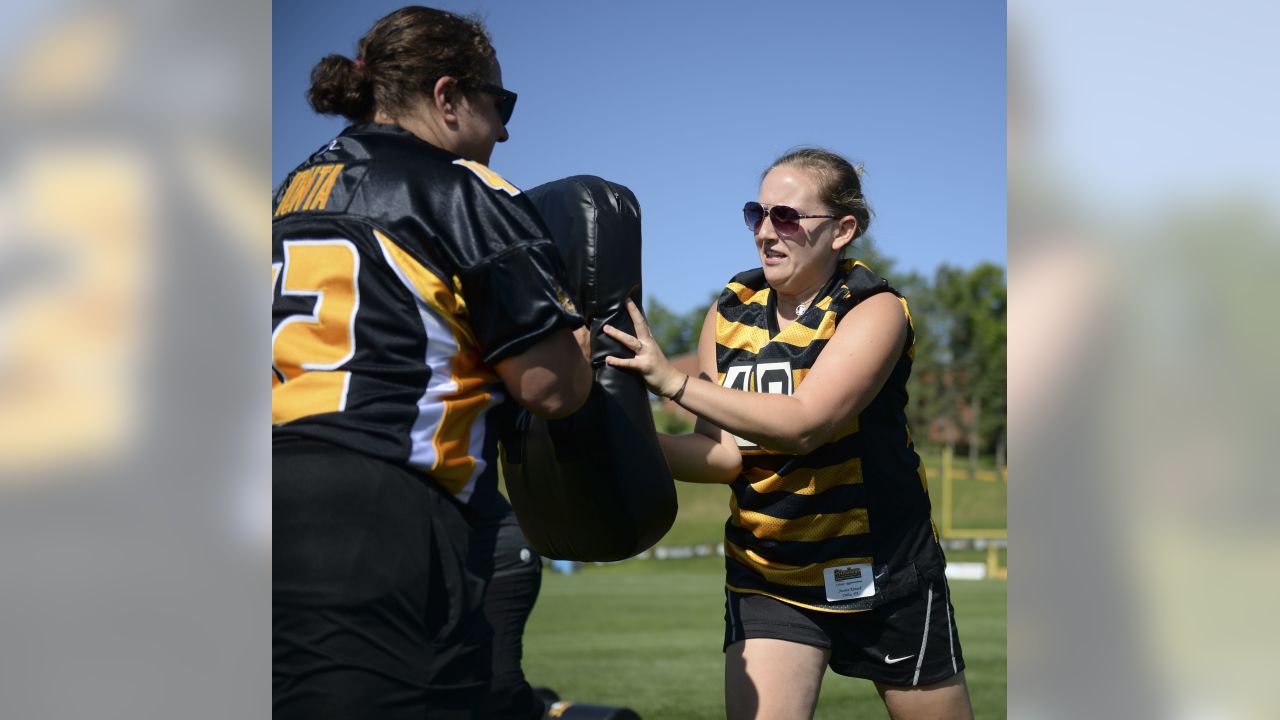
[645,237,1007,476]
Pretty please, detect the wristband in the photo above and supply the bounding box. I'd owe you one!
[668,374,690,402]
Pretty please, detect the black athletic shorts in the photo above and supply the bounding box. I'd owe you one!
[273,437,491,719]
[724,579,965,687]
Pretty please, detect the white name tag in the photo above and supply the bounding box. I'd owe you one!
[823,563,875,602]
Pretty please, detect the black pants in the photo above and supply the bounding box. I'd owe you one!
[273,438,491,719]
[469,502,546,720]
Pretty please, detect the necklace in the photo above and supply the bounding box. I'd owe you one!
[791,289,821,317]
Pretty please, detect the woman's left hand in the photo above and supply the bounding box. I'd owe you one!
[603,298,686,398]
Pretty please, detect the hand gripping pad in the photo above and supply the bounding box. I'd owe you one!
[499,176,677,561]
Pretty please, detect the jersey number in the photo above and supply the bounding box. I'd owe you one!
[272,239,360,424]
[723,361,794,449]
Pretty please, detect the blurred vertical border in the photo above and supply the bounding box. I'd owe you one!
[0,0,267,716]
[6,0,1279,715]
[1011,1,1280,718]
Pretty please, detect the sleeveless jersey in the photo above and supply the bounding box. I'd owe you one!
[271,123,582,505]
[715,259,945,612]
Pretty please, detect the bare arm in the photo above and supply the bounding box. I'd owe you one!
[605,294,907,455]
[494,325,592,419]
[655,303,742,483]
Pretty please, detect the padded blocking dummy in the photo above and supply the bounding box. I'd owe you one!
[500,176,677,561]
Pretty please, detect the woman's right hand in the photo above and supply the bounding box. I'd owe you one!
[602,298,686,398]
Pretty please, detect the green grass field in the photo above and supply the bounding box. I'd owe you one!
[518,447,1007,718]
[523,557,1006,719]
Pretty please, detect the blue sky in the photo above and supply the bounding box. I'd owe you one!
[274,0,1006,312]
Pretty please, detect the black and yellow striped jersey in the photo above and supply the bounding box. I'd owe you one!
[716,259,945,612]
[272,123,582,506]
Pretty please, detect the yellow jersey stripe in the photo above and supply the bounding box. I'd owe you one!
[726,282,769,306]
[452,159,520,196]
[716,315,771,355]
[724,540,872,587]
[430,392,490,494]
[731,494,870,542]
[746,459,863,496]
[717,315,836,353]
[899,295,917,361]
[741,466,777,484]
[775,306,839,346]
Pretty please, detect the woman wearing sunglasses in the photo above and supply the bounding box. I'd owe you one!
[273,7,591,718]
[605,148,973,719]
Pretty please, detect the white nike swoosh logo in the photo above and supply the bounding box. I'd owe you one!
[884,654,915,664]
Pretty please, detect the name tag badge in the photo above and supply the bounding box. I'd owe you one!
[823,563,875,602]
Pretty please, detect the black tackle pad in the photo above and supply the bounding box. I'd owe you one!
[499,176,677,561]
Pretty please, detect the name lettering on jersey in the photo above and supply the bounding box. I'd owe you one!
[452,159,520,196]
[274,163,345,217]
[722,361,794,449]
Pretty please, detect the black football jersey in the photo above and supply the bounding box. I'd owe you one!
[714,260,945,612]
[272,124,582,504]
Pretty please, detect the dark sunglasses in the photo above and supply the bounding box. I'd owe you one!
[477,83,517,125]
[743,201,838,234]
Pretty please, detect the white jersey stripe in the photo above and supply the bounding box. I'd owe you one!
[377,237,454,479]
[412,307,460,472]
[911,583,934,686]
[943,578,957,674]
[376,232,502,503]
